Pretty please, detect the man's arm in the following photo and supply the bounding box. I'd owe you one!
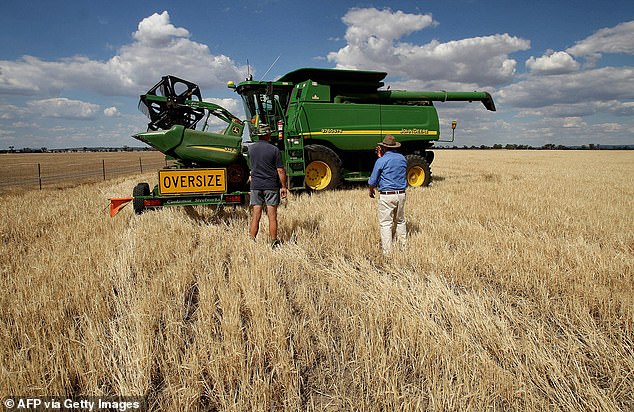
[277,167,288,198]
[368,157,383,198]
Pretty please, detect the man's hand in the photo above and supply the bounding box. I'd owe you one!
[368,187,375,198]
[280,187,288,199]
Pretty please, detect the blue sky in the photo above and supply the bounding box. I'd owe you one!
[1,0,633,149]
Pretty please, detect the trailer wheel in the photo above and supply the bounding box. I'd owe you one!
[406,155,432,187]
[132,183,150,214]
[305,145,342,191]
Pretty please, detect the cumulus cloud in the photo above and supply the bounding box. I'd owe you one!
[342,7,436,44]
[567,20,634,57]
[0,11,247,97]
[497,67,634,111]
[204,98,241,116]
[132,11,190,46]
[27,98,100,119]
[103,106,120,117]
[526,51,580,74]
[327,7,530,87]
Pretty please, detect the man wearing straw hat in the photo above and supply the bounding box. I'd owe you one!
[368,135,408,254]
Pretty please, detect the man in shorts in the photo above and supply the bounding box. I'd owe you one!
[247,124,288,246]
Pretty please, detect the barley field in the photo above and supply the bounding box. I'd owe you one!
[1,150,632,411]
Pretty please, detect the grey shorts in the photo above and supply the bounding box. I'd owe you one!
[250,189,281,206]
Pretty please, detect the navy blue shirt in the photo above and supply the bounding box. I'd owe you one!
[247,140,283,190]
[368,150,407,191]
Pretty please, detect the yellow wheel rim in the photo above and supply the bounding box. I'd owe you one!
[305,160,332,190]
[407,166,425,187]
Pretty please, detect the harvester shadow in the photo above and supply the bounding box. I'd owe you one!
[182,205,250,225]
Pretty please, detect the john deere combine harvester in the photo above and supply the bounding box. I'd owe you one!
[109,68,495,216]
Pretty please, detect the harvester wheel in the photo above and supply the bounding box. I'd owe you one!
[132,183,150,214]
[406,155,432,187]
[305,145,342,191]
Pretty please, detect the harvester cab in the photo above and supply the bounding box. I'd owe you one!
[227,79,293,144]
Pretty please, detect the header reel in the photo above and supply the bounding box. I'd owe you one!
[138,75,205,131]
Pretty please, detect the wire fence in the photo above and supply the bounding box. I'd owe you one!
[0,152,173,193]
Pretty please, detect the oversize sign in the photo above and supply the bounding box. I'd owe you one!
[158,168,226,195]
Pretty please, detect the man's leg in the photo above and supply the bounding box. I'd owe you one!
[250,205,263,240]
[395,193,407,249]
[378,194,397,254]
[266,205,278,240]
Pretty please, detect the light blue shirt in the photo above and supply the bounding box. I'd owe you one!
[368,150,407,191]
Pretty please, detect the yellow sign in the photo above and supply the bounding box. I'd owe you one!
[158,168,226,195]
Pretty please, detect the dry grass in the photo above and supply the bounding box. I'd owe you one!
[1,150,632,411]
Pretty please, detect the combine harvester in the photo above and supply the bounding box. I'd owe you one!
[109,68,495,217]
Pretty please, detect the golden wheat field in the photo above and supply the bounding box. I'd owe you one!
[1,150,632,411]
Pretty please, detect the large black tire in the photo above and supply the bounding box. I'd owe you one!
[132,182,150,215]
[405,155,432,187]
[424,150,435,165]
[304,145,343,191]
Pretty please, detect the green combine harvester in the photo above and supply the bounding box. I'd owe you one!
[109,68,495,216]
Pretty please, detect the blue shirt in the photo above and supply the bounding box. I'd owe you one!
[368,150,407,191]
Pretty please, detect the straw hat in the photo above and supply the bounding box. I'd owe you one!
[378,135,401,148]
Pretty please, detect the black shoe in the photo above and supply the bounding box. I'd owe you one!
[271,239,282,249]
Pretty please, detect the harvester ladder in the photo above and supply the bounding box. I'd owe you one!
[283,135,307,190]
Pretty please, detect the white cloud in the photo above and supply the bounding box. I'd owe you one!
[327,7,530,87]
[342,7,436,44]
[526,51,580,74]
[132,11,190,47]
[498,67,634,109]
[567,20,634,57]
[27,98,100,119]
[0,11,247,97]
[561,117,587,128]
[204,98,242,116]
[104,106,120,117]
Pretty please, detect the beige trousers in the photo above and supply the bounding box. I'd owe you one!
[378,193,406,254]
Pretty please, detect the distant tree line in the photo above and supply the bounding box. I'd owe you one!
[0,146,157,154]
[436,143,632,150]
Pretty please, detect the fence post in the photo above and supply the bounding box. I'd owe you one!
[38,163,42,190]
[102,159,106,180]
